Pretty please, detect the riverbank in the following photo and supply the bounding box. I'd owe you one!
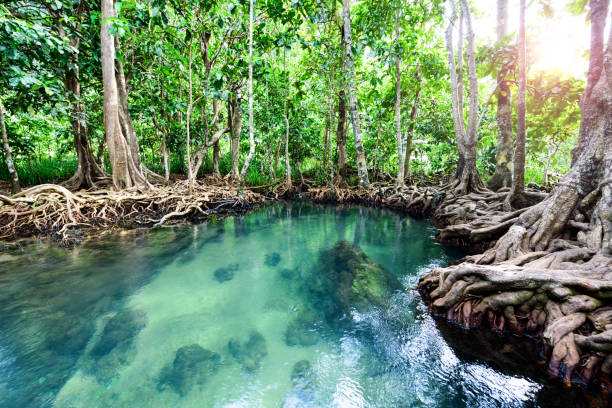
[0,177,268,246]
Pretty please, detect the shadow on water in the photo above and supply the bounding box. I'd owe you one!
[0,202,597,407]
[434,318,607,408]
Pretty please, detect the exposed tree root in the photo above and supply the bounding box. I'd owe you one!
[409,171,612,397]
[302,180,442,218]
[432,188,547,252]
[0,177,266,246]
[418,249,612,394]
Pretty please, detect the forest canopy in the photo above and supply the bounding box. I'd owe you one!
[0,0,588,190]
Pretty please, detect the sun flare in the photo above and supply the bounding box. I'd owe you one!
[530,14,589,76]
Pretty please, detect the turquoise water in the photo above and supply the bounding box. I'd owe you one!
[0,203,553,407]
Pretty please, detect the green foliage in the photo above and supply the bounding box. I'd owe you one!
[0,0,588,191]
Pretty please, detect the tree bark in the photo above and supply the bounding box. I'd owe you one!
[64,61,108,190]
[240,0,256,187]
[343,0,370,187]
[114,41,164,185]
[0,99,20,193]
[283,48,292,188]
[156,81,170,183]
[394,4,404,187]
[506,0,527,208]
[404,69,422,179]
[445,0,483,194]
[189,98,228,179]
[161,126,169,183]
[186,37,195,192]
[101,0,148,190]
[272,140,281,177]
[58,4,107,190]
[229,94,242,180]
[337,89,347,176]
[487,0,513,191]
[213,141,221,176]
[337,23,347,177]
[212,98,221,177]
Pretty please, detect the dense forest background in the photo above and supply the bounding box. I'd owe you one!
[0,0,586,190]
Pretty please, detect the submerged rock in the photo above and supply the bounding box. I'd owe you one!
[85,309,147,383]
[284,309,320,347]
[306,241,403,323]
[214,264,238,283]
[157,344,220,396]
[228,330,268,371]
[90,309,147,359]
[264,252,281,267]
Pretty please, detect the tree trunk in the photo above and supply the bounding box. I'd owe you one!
[337,89,347,176]
[343,0,370,188]
[328,87,335,192]
[323,118,329,169]
[445,0,483,194]
[404,69,422,179]
[96,137,106,167]
[505,0,527,208]
[212,98,221,177]
[101,0,148,190]
[265,69,276,181]
[283,48,292,188]
[239,0,256,187]
[114,41,164,185]
[0,99,20,193]
[487,0,513,191]
[272,140,281,177]
[213,141,221,176]
[156,83,170,183]
[161,126,169,183]
[58,8,107,191]
[190,111,229,179]
[337,23,347,178]
[229,95,242,180]
[64,67,108,190]
[186,38,195,192]
[394,5,404,187]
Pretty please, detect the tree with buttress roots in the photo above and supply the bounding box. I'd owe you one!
[101,0,163,190]
[420,0,612,391]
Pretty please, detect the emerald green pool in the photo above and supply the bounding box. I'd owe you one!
[0,203,561,407]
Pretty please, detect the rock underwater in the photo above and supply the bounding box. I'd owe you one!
[157,344,221,396]
[84,309,148,384]
[214,263,238,283]
[305,241,403,324]
[228,330,268,371]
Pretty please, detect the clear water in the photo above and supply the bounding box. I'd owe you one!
[0,203,553,407]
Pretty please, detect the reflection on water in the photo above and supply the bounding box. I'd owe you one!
[0,203,564,407]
